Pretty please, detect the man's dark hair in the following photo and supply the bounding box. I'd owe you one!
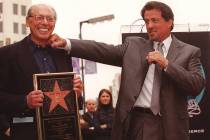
[141,1,174,30]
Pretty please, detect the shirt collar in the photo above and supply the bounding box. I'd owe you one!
[162,35,172,53]
[27,35,51,52]
[153,35,172,56]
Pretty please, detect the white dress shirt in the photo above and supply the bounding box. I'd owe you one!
[134,35,172,108]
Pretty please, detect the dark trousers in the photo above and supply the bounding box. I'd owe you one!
[126,107,163,140]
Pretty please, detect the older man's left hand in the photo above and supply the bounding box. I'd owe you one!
[73,76,83,97]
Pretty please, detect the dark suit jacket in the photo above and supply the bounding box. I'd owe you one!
[81,112,98,140]
[0,36,73,139]
[82,112,98,128]
[0,114,10,140]
[70,35,204,140]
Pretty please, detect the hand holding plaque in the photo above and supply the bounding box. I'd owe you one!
[33,72,82,140]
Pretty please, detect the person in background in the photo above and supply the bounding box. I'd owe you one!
[95,89,115,140]
[81,99,98,140]
[0,4,83,140]
[45,1,205,140]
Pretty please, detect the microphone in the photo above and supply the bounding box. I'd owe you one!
[81,14,114,24]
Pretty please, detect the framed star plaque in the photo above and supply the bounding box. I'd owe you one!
[33,72,82,140]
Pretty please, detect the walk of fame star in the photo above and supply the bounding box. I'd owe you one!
[44,80,70,113]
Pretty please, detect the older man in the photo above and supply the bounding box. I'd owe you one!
[0,4,83,140]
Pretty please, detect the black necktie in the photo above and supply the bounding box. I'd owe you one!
[150,42,164,115]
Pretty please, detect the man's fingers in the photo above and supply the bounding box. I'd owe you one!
[27,90,44,108]
[147,51,164,64]
[48,34,66,48]
[73,76,83,97]
[30,97,44,108]
[51,39,66,48]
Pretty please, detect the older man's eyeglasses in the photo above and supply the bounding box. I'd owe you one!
[28,15,55,23]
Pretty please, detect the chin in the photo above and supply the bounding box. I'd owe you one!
[39,35,51,40]
[149,36,159,41]
[149,36,155,41]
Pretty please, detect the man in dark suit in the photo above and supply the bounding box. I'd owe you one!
[0,4,83,140]
[81,99,98,140]
[51,1,204,140]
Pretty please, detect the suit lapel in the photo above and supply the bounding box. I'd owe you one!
[141,40,154,72]
[17,38,40,79]
[166,36,182,62]
[140,36,182,66]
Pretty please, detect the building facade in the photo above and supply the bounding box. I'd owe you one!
[0,0,31,47]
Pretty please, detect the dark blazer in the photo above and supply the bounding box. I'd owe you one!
[94,107,114,140]
[82,112,98,128]
[0,36,73,139]
[70,35,204,140]
[81,112,98,140]
[0,114,10,140]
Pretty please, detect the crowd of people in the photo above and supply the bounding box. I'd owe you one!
[80,89,115,140]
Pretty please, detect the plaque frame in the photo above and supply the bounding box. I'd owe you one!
[33,72,82,140]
